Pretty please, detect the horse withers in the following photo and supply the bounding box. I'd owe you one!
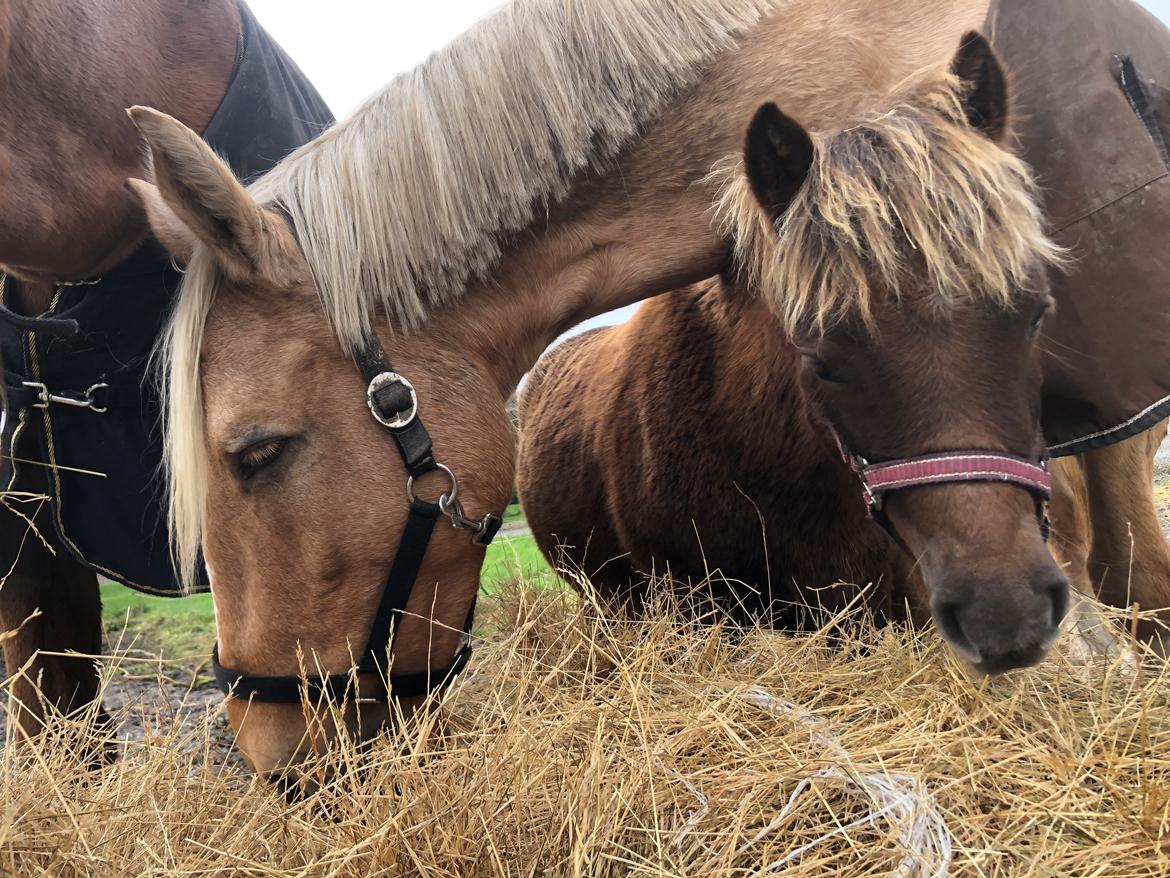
[519,36,1074,673]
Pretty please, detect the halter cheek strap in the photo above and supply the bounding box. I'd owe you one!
[210,339,502,705]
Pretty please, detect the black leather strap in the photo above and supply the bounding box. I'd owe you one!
[0,302,79,337]
[360,498,441,674]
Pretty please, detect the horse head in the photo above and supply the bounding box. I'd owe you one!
[736,34,1069,673]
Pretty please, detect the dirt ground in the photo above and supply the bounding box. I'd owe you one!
[0,648,247,770]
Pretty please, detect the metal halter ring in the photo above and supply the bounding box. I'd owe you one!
[366,372,418,429]
[405,462,459,508]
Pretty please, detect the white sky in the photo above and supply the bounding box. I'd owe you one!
[249,0,1170,337]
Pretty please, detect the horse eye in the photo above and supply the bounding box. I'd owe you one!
[235,438,288,481]
[1028,301,1052,338]
[800,352,847,385]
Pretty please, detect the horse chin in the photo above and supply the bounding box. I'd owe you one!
[225,697,391,780]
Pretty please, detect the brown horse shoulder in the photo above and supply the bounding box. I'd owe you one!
[0,0,239,293]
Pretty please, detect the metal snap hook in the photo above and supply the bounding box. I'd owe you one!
[84,383,110,414]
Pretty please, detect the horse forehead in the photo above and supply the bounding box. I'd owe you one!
[202,286,327,369]
[200,307,340,438]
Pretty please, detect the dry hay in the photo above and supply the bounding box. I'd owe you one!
[1,582,1169,877]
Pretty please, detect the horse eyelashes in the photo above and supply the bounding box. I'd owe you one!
[236,438,287,480]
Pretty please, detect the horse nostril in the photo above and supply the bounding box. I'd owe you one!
[935,601,963,642]
[932,600,983,663]
[1046,579,1070,628]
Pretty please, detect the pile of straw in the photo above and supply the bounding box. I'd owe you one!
[2,583,1168,876]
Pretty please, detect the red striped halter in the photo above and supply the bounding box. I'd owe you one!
[828,427,1053,541]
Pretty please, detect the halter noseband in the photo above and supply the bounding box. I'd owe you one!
[829,426,1053,544]
[210,338,502,704]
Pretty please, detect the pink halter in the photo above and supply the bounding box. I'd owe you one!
[828,427,1052,521]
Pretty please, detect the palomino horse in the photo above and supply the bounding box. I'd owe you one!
[519,37,1079,672]
[0,0,331,749]
[125,0,1170,779]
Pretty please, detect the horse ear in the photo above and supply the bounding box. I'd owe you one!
[951,32,1009,141]
[744,103,815,223]
[125,179,197,264]
[126,106,265,280]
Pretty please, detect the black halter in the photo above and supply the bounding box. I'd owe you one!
[210,339,502,704]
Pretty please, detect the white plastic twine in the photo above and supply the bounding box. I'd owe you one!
[671,687,953,877]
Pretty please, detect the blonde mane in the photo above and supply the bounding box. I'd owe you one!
[163,0,775,586]
[248,0,775,346]
[711,71,1066,335]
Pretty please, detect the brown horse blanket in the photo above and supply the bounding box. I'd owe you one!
[991,0,1170,454]
[0,1,333,595]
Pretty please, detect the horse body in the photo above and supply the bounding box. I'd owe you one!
[0,0,240,747]
[0,0,240,290]
[992,0,1170,638]
[519,284,900,624]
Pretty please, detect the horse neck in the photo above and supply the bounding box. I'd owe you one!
[0,0,239,304]
[704,284,839,488]
[455,0,992,397]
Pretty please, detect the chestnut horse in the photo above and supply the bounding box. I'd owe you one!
[1050,421,1170,644]
[519,39,1082,672]
[123,0,1170,779]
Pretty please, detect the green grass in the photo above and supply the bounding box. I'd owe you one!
[482,533,553,591]
[100,582,216,660]
[502,502,525,526]
[100,534,556,660]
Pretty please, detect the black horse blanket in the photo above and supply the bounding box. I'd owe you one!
[1,1,333,595]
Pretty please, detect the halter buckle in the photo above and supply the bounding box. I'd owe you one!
[367,372,418,429]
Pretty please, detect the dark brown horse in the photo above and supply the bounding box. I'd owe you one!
[0,0,237,744]
[0,0,331,755]
[519,39,1089,673]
